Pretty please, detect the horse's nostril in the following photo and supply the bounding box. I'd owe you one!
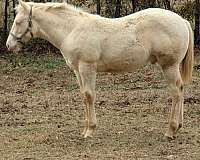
[6,43,11,51]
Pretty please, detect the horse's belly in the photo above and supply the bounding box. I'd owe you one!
[97,54,148,72]
[97,44,149,72]
[97,60,141,72]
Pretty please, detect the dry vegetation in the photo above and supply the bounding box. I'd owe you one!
[0,1,3,27]
[0,52,199,159]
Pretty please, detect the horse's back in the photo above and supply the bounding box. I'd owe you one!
[99,8,188,71]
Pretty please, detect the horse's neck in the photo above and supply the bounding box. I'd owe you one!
[34,9,77,48]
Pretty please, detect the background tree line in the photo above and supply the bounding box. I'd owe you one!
[0,0,200,47]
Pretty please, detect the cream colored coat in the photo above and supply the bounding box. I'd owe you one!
[6,1,194,139]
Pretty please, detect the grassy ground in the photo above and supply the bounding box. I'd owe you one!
[0,53,200,160]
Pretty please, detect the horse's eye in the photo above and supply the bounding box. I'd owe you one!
[16,21,21,25]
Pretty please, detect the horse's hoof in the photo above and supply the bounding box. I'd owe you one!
[81,127,87,135]
[83,129,94,138]
[164,132,175,140]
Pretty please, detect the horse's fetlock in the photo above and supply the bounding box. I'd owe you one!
[170,120,179,131]
[178,123,183,130]
[85,90,91,99]
[180,85,184,92]
[89,123,97,129]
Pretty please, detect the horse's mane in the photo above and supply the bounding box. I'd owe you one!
[16,2,87,16]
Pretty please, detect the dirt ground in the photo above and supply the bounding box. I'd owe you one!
[0,53,199,160]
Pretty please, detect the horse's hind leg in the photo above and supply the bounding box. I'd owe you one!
[79,61,97,138]
[178,97,184,130]
[162,64,184,138]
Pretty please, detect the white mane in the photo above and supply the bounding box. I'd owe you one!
[16,2,87,16]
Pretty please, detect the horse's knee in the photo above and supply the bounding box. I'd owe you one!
[81,89,95,105]
[176,79,184,92]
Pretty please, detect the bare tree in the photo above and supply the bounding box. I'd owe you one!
[13,0,16,18]
[131,0,137,13]
[4,0,9,34]
[195,0,200,45]
[106,0,114,17]
[0,1,3,28]
[115,0,121,18]
[96,0,101,15]
[163,0,171,10]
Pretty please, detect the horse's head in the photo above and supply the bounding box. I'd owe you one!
[6,0,35,52]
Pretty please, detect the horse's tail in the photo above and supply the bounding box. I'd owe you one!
[181,20,194,84]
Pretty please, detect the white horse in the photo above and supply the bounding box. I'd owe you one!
[6,0,194,139]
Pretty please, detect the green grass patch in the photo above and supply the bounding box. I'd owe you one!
[0,53,66,72]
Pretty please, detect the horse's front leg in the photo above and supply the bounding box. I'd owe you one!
[74,70,87,135]
[78,61,97,138]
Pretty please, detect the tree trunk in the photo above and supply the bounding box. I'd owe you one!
[131,0,136,13]
[163,0,171,10]
[0,1,3,28]
[13,0,16,18]
[195,0,200,45]
[115,0,121,18]
[4,0,8,34]
[149,0,156,8]
[106,0,114,17]
[96,0,101,15]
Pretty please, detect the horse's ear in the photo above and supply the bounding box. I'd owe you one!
[19,0,29,11]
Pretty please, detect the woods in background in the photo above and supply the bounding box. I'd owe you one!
[0,0,200,46]
[195,0,200,44]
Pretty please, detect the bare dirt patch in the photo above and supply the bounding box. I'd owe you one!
[0,53,200,160]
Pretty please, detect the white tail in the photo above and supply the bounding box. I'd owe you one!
[181,20,194,84]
